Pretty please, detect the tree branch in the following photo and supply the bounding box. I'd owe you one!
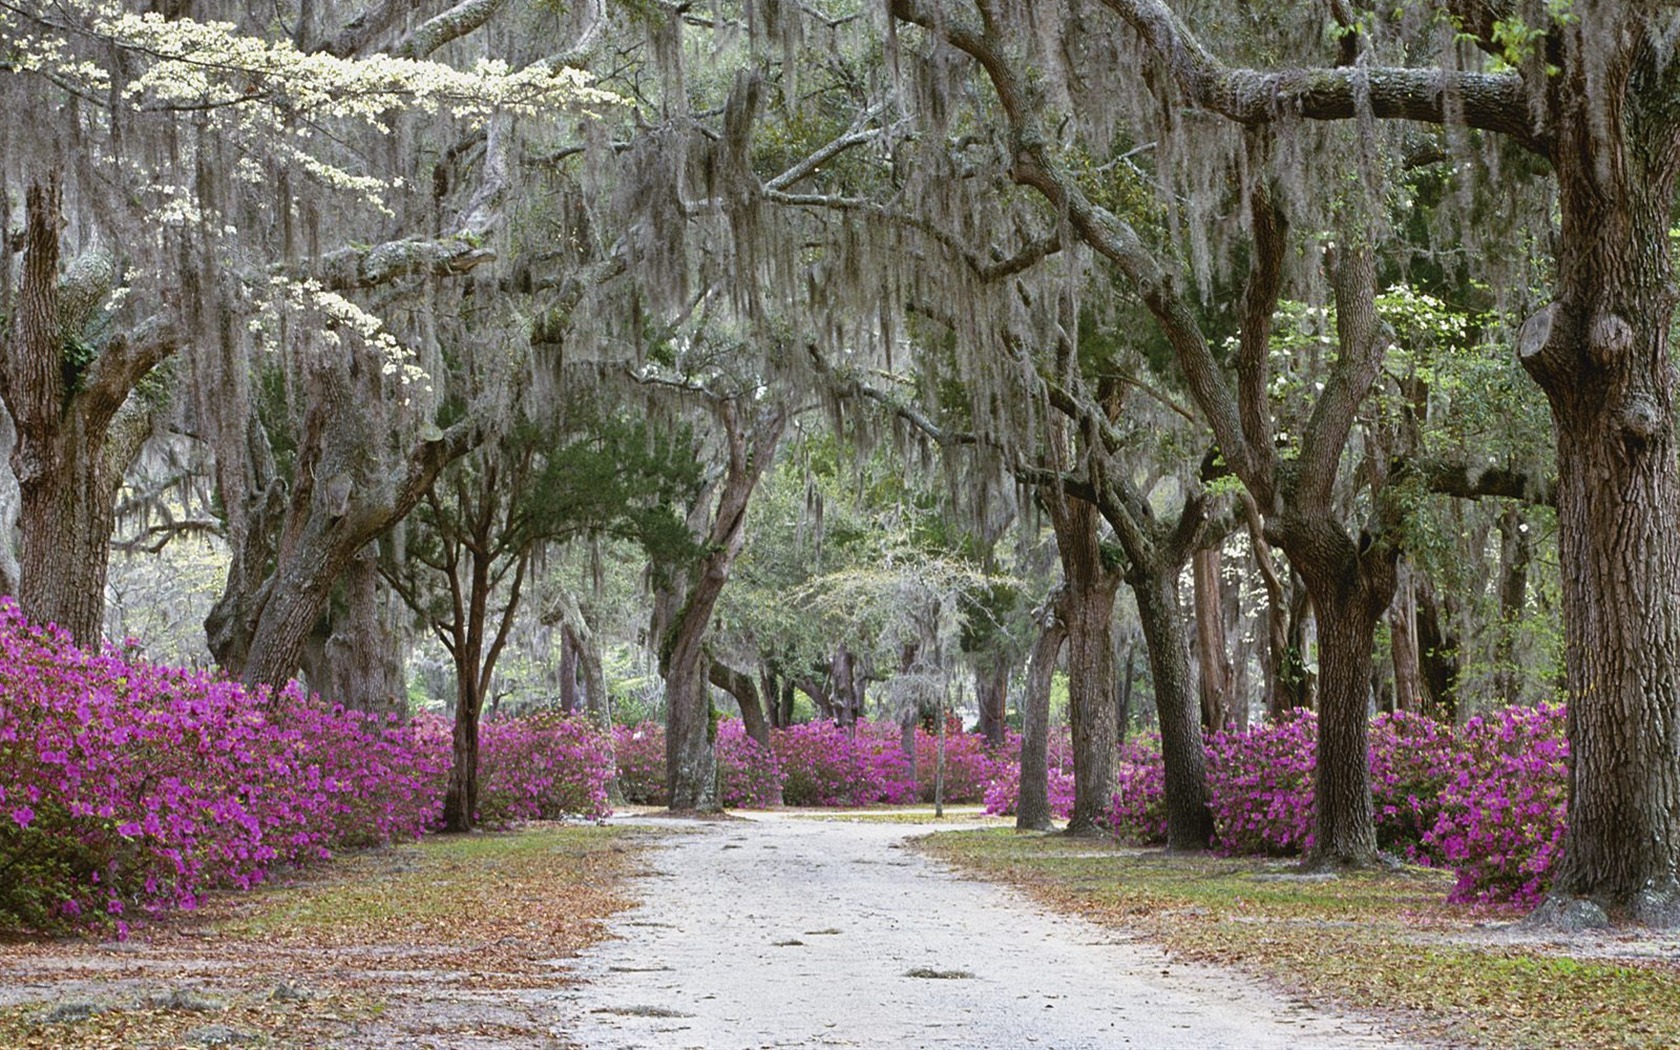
[1097,0,1543,153]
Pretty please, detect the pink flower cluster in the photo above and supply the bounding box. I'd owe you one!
[1108,735,1169,844]
[1101,706,1568,906]
[611,723,669,806]
[772,722,917,806]
[1422,702,1568,908]
[716,721,783,808]
[471,711,615,824]
[912,725,1010,804]
[1204,709,1319,855]
[615,720,1014,808]
[0,602,444,936]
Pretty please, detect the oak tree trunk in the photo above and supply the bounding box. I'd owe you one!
[661,403,784,812]
[1389,559,1422,714]
[1133,564,1215,850]
[1521,174,1680,920]
[1046,491,1120,835]
[3,176,176,646]
[975,654,1010,747]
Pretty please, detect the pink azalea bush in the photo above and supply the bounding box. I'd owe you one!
[1367,710,1459,861]
[772,721,916,806]
[474,711,614,825]
[0,603,443,936]
[716,721,783,808]
[1107,734,1169,845]
[1103,705,1565,906]
[1422,702,1568,908]
[912,727,1011,804]
[612,723,669,806]
[1204,710,1319,855]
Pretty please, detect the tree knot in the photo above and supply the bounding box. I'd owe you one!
[1588,311,1634,367]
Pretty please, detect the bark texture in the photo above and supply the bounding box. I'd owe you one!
[1044,488,1119,835]
[1017,588,1068,831]
[1,176,177,645]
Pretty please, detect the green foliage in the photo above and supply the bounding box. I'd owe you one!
[517,411,704,564]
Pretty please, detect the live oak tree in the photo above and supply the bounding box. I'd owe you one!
[884,0,1406,861]
[1093,0,1680,922]
[2,0,614,676]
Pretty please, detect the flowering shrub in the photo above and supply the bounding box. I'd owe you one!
[0,602,442,936]
[1108,735,1169,845]
[912,728,1011,804]
[1368,711,1459,862]
[772,721,915,806]
[1205,710,1318,855]
[475,712,614,825]
[612,723,669,806]
[1423,702,1568,907]
[716,721,782,808]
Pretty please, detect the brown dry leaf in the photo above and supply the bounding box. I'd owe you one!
[0,823,654,1049]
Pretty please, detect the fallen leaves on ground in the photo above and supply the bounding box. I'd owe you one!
[0,822,654,1049]
[918,829,1680,1050]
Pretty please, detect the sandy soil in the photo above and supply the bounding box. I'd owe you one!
[553,812,1419,1050]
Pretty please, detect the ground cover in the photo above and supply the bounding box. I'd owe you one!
[0,823,650,1050]
[919,829,1680,1050]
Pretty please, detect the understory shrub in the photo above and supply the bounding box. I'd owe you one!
[1103,705,1565,906]
[1205,710,1318,855]
[1367,711,1459,861]
[716,721,783,808]
[1422,702,1568,908]
[0,602,443,936]
[475,712,615,825]
[910,727,1012,804]
[1108,734,1169,845]
[772,721,915,806]
[612,723,668,806]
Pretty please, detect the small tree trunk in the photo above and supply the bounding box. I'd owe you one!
[1116,635,1135,744]
[1415,575,1461,723]
[558,630,581,715]
[1192,547,1234,731]
[1062,567,1119,834]
[1492,505,1532,708]
[1389,559,1422,714]
[442,676,483,833]
[1017,590,1068,831]
[831,645,858,730]
[1281,576,1317,713]
[975,655,1010,747]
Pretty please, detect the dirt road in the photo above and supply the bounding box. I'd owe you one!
[555,813,1415,1050]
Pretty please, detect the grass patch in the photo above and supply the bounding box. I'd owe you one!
[918,829,1680,1050]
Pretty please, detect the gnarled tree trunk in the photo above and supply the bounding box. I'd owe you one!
[659,401,785,812]
[1132,562,1215,851]
[2,176,177,645]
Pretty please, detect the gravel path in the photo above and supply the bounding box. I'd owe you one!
[553,813,1416,1050]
